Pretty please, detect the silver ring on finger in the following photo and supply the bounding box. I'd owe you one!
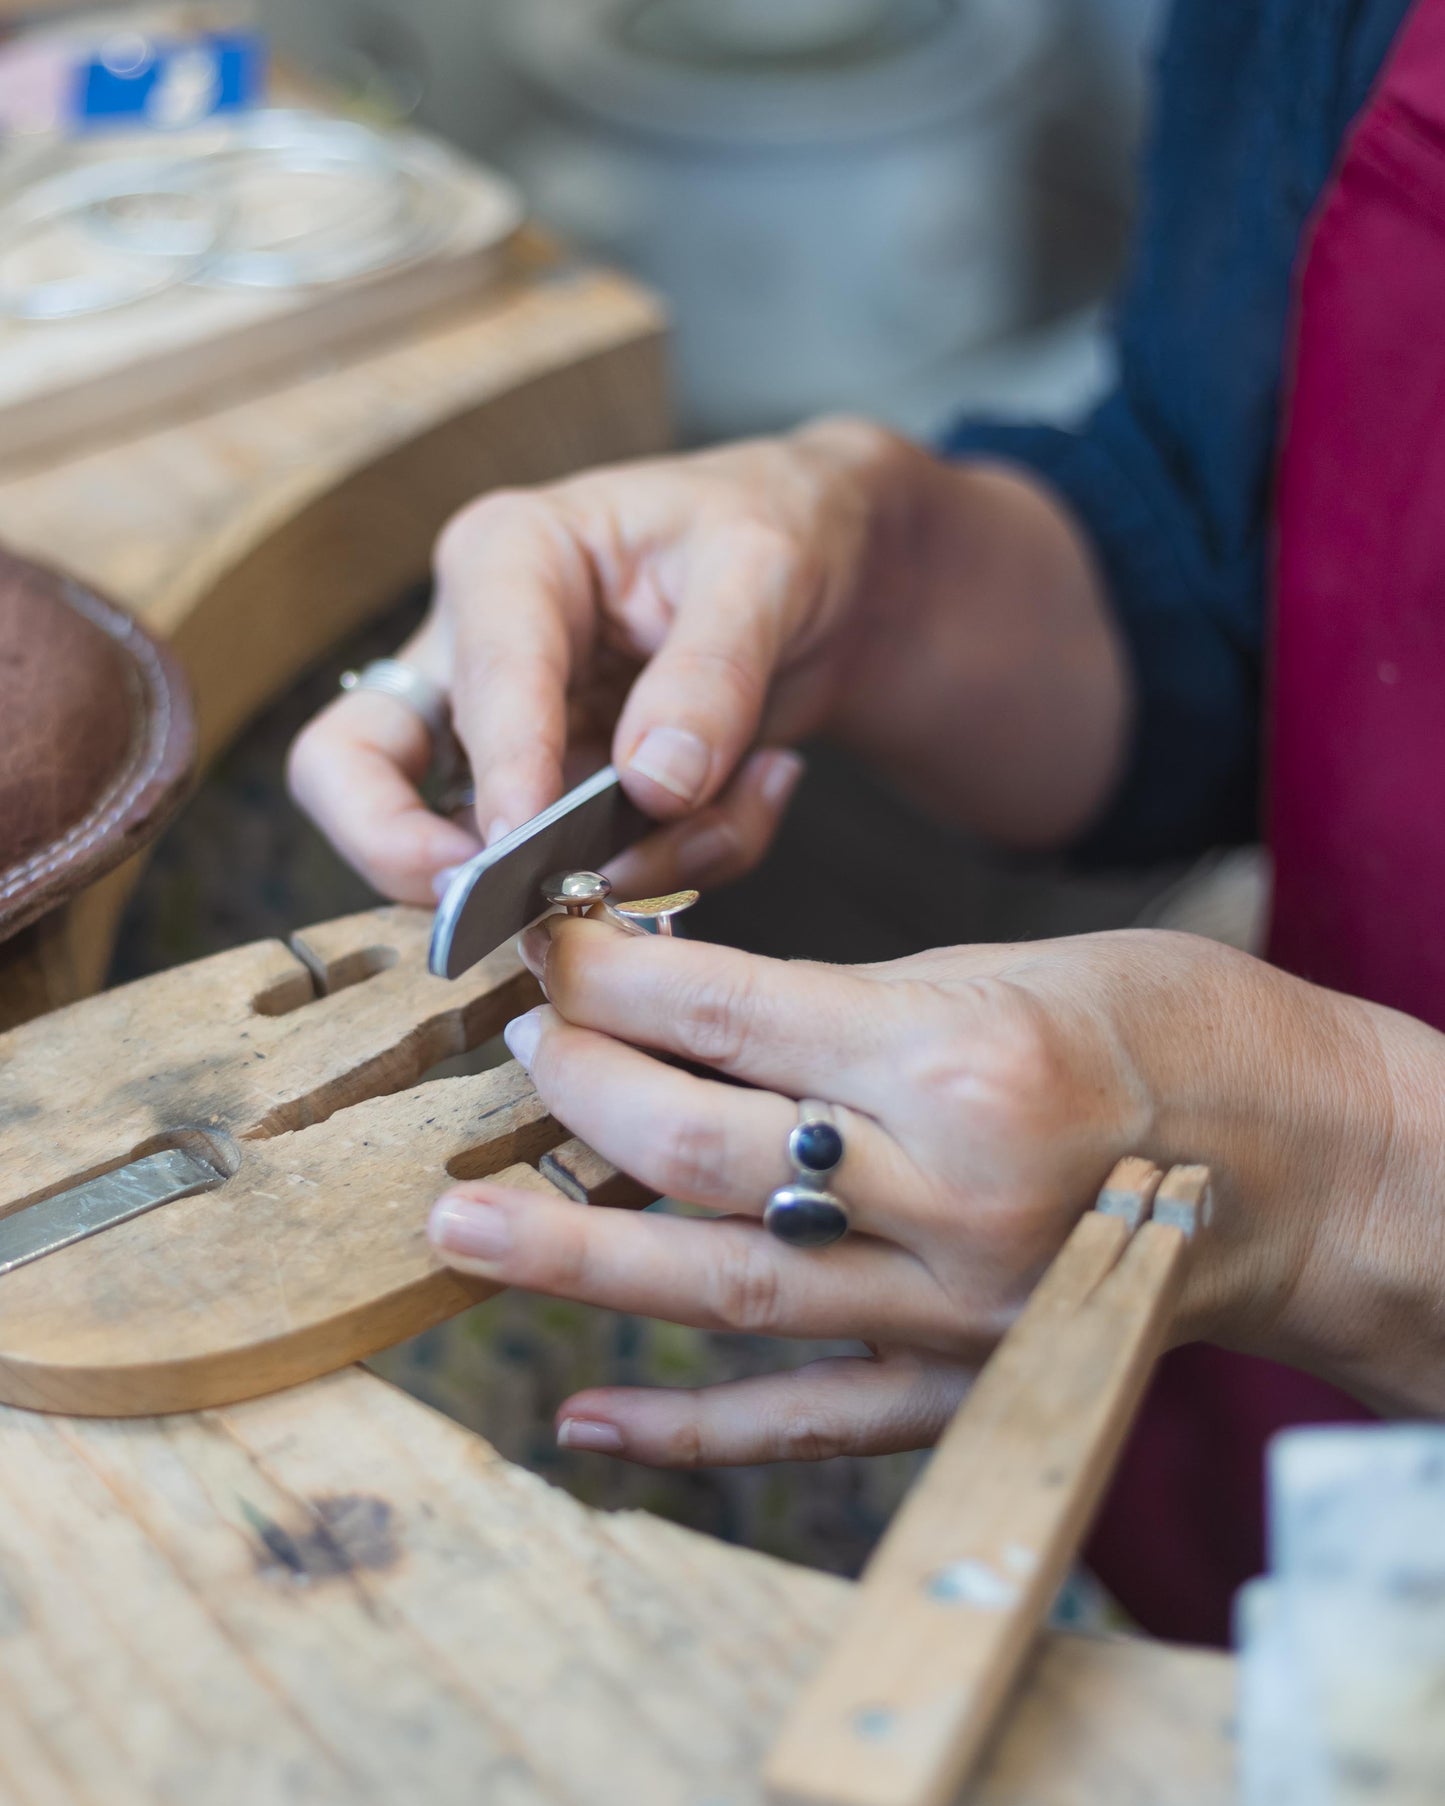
[339,658,451,737]
[339,658,472,814]
[764,1099,850,1248]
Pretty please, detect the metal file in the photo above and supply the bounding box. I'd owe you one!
[428,764,648,980]
[0,1147,226,1278]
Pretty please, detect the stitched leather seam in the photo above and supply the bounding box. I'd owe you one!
[0,584,174,900]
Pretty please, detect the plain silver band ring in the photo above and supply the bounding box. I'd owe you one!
[340,659,450,738]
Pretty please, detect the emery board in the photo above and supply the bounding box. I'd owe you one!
[0,904,654,1417]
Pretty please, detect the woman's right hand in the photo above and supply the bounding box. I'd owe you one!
[287,417,914,904]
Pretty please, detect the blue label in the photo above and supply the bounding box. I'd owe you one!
[75,32,266,129]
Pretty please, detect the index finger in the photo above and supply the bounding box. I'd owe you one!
[523,915,893,1106]
[435,493,592,845]
[287,688,481,904]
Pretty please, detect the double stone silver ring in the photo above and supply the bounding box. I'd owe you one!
[764,1100,850,1248]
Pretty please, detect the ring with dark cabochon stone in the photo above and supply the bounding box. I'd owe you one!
[764,1099,850,1248]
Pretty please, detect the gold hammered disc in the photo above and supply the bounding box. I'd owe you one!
[612,889,700,919]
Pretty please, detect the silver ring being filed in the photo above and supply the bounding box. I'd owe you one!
[763,1099,850,1249]
[339,659,451,737]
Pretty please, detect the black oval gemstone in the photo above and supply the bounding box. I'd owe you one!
[791,1120,843,1175]
[764,1185,849,1248]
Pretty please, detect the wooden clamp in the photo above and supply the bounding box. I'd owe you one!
[0,905,653,1417]
[765,1157,1213,1806]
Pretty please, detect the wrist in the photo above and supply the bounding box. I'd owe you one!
[1271,995,1445,1414]
[787,414,931,596]
[1134,933,1445,1413]
[809,436,1130,848]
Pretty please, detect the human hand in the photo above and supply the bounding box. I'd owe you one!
[426,919,1408,1465]
[286,418,914,904]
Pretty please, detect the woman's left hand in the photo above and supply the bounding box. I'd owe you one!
[427,915,1439,1464]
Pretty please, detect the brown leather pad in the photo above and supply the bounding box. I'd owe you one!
[0,546,196,945]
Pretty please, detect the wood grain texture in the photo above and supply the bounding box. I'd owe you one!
[767,1163,1198,1806]
[0,946,1236,1798]
[0,904,569,1413]
[0,1363,1237,1806]
[0,229,666,1020]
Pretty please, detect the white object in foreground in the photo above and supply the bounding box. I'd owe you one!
[1238,1425,1445,1804]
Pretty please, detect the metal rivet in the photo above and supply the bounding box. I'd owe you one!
[540,870,612,917]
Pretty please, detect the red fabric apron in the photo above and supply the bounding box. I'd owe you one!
[1090,0,1445,1646]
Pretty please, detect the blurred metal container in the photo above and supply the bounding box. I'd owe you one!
[498,0,1125,437]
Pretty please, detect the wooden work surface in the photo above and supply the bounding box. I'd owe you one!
[0,897,1236,1801]
[0,226,667,1025]
[0,1362,1236,1806]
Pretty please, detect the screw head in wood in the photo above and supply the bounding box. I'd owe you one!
[540,870,613,917]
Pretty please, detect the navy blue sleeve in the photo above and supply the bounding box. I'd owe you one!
[941,0,1411,864]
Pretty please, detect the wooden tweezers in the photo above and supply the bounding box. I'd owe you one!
[766,1158,1212,1806]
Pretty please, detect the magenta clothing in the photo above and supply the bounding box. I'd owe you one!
[1088,0,1445,1648]
[1268,0,1445,1009]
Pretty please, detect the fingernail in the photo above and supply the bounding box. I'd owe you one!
[517,923,551,982]
[428,1195,511,1261]
[503,1006,543,1070]
[760,749,805,808]
[486,816,512,847]
[557,1417,625,1453]
[673,820,737,881]
[627,726,711,804]
[431,863,465,902]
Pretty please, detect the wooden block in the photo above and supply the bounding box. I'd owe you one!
[0,118,524,472]
[0,1360,1239,1805]
[765,1160,1199,1806]
[538,1136,658,1211]
[0,903,572,1415]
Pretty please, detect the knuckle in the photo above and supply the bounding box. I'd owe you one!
[531,1211,588,1296]
[665,642,766,722]
[647,1112,732,1204]
[983,1003,1062,1106]
[725,515,798,574]
[771,1406,849,1463]
[663,1410,707,1470]
[705,1238,784,1335]
[672,969,755,1069]
[914,981,1065,1129]
[435,488,545,571]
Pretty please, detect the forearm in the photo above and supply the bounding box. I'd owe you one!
[1135,935,1445,1417]
[802,419,1132,849]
